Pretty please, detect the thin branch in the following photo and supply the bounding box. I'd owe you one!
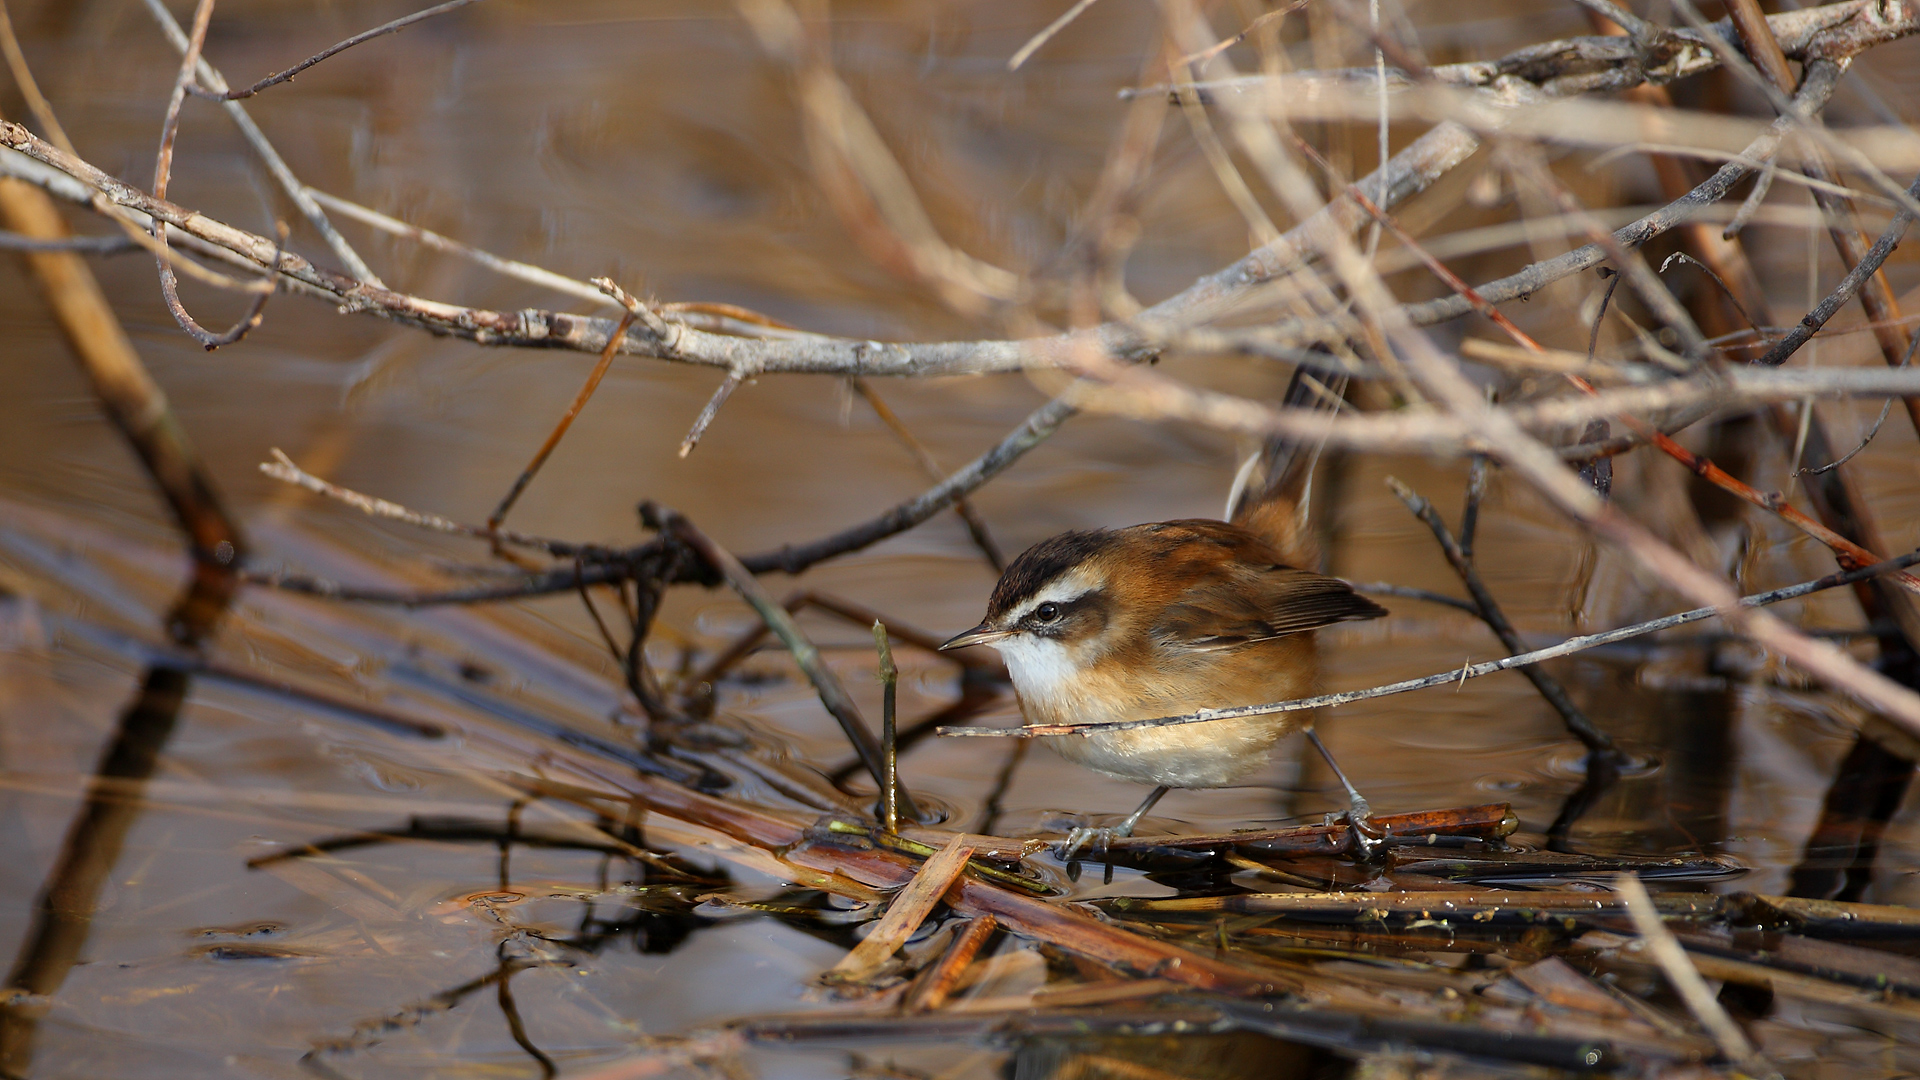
[1723,158,1775,239]
[1297,120,1920,603]
[938,551,1920,737]
[1140,1,1909,103]
[139,0,384,286]
[3,1,1904,378]
[1388,476,1616,755]
[1657,251,1757,338]
[678,372,743,459]
[0,96,1470,375]
[850,377,1005,572]
[1756,169,1920,368]
[1508,149,1711,363]
[260,449,584,557]
[1800,330,1915,476]
[739,395,1074,576]
[247,388,1079,607]
[1458,454,1490,560]
[649,503,920,821]
[488,306,637,532]
[162,219,285,351]
[0,231,137,253]
[192,0,482,102]
[1397,59,1843,329]
[1008,0,1104,71]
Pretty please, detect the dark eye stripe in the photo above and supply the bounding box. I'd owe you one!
[1022,591,1105,636]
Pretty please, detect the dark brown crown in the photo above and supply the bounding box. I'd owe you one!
[984,529,1117,620]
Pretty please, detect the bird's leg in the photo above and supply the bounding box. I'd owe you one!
[1115,785,1169,838]
[1307,729,1386,859]
[1060,785,1169,868]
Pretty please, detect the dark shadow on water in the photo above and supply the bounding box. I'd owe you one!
[1789,611,1920,901]
[0,663,193,1078]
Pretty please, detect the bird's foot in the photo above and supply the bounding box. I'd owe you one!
[1060,825,1134,884]
[1059,825,1114,863]
[1344,795,1388,861]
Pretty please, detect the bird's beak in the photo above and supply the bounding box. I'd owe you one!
[939,623,1010,651]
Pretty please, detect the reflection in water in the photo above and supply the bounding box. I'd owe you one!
[2,668,191,1077]
[292,807,720,1077]
[1,592,228,1077]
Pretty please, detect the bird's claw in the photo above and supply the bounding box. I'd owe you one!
[1060,826,1128,883]
[1345,796,1388,861]
[1060,825,1114,863]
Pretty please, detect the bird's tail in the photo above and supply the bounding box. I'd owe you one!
[1226,366,1346,569]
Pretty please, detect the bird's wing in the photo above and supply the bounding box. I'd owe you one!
[1152,563,1387,650]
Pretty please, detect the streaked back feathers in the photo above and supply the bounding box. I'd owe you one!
[985,519,1384,654]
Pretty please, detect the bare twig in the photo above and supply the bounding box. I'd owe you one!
[260,449,582,556]
[139,0,384,286]
[1388,476,1615,754]
[1801,332,1915,477]
[678,372,743,459]
[1305,123,1920,601]
[0,230,136,253]
[651,504,920,821]
[1756,169,1920,369]
[1677,0,1920,439]
[0,85,1470,374]
[191,0,482,102]
[488,307,637,532]
[851,378,1005,571]
[1458,455,1491,560]
[1008,0,1104,70]
[740,395,1073,575]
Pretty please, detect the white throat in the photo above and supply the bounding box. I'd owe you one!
[989,633,1083,709]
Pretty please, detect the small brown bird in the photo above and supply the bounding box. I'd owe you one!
[941,373,1386,841]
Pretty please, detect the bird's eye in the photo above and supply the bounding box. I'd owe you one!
[1033,602,1060,623]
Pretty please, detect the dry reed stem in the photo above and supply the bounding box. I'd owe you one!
[823,835,974,985]
[901,915,996,1012]
[1615,873,1773,1075]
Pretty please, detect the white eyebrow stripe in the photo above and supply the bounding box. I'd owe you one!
[1014,570,1100,619]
